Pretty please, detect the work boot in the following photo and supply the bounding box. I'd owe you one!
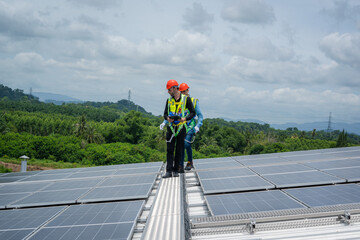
[178,166,185,173]
[162,171,172,178]
[173,171,179,177]
[185,161,193,171]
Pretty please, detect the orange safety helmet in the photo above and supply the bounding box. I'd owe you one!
[179,83,189,92]
[166,79,179,89]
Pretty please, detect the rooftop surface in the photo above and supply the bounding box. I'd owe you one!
[0,146,359,239]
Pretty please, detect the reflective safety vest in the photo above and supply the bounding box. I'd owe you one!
[184,97,198,130]
[167,94,187,136]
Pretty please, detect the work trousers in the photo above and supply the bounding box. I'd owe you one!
[166,126,186,173]
[181,128,195,165]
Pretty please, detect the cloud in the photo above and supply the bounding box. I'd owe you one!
[319,32,360,68]
[224,36,294,61]
[0,1,51,39]
[67,0,121,10]
[321,0,360,24]
[221,0,275,25]
[182,3,214,33]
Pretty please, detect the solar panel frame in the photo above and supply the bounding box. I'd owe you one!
[205,190,306,216]
[200,175,274,194]
[262,171,345,188]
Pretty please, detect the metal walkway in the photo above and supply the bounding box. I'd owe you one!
[142,175,185,240]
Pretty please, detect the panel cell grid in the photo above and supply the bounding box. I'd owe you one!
[8,188,91,208]
[194,160,242,171]
[197,167,255,180]
[303,159,360,170]
[285,184,360,207]
[250,164,315,175]
[322,167,360,182]
[0,182,52,194]
[262,171,345,188]
[206,190,306,216]
[200,176,274,194]
[99,174,157,187]
[78,183,153,202]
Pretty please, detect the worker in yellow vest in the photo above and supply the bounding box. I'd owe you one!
[162,80,195,178]
[179,83,203,171]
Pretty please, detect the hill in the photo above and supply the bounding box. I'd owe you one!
[271,122,360,135]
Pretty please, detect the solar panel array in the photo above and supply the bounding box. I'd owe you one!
[193,146,360,216]
[0,161,162,240]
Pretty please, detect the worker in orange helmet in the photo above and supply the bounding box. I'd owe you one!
[162,80,196,178]
[160,82,203,172]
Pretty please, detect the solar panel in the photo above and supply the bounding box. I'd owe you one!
[193,157,235,164]
[29,201,145,240]
[323,167,360,182]
[18,173,73,182]
[284,184,360,207]
[1,171,41,177]
[29,222,134,240]
[41,178,103,191]
[0,193,31,209]
[200,176,274,194]
[303,159,360,170]
[194,160,242,171]
[206,190,306,216]
[77,165,120,172]
[0,229,33,240]
[262,171,345,188]
[8,188,91,208]
[78,183,153,203]
[117,161,163,169]
[330,150,360,158]
[67,170,116,179]
[0,176,28,183]
[250,164,315,175]
[0,182,52,194]
[47,201,144,227]
[197,167,256,180]
[99,174,157,187]
[237,157,291,166]
[114,166,161,176]
[0,206,65,230]
[280,153,342,162]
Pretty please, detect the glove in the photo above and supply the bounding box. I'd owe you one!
[194,126,200,134]
[160,123,165,130]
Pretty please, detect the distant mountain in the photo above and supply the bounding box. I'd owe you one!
[33,92,84,105]
[223,117,267,125]
[271,122,360,135]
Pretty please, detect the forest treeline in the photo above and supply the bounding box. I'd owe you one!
[1,84,359,171]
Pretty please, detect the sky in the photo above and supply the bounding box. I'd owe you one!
[1,0,360,124]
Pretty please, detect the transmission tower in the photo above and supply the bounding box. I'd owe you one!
[128,89,131,102]
[327,112,332,132]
